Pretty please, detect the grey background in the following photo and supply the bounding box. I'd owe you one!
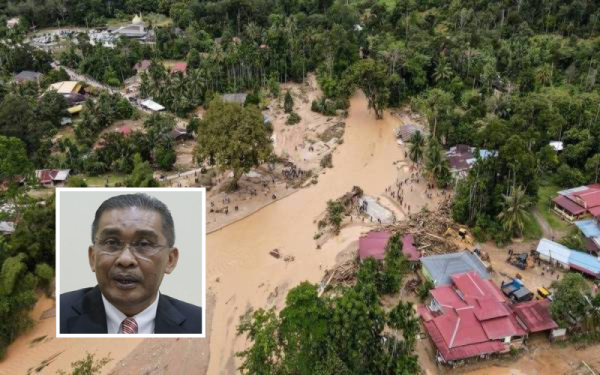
[59,189,204,307]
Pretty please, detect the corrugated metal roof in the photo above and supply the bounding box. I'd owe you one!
[452,272,506,303]
[575,220,600,238]
[552,195,586,215]
[423,319,505,362]
[141,99,165,112]
[421,252,490,286]
[574,189,600,208]
[590,207,600,217]
[481,314,527,340]
[511,300,558,333]
[358,230,391,261]
[536,238,571,266]
[430,285,468,311]
[421,271,530,363]
[402,234,420,261]
[569,251,600,277]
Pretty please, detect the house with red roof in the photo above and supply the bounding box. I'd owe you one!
[35,169,70,186]
[358,230,391,261]
[552,184,600,221]
[419,271,534,364]
[510,300,558,334]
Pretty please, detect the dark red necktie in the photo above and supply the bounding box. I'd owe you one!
[121,317,138,334]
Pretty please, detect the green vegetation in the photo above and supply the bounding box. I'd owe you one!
[537,184,570,231]
[124,154,159,187]
[424,138,452,188]
[522,213,543,241]
[0,194,55,358]
[408,132,424,164]
[195,98,272,190]
[286,112,301,125]
[284,91,294,114]
[325,200,344,234]
[237,263,419,374]
[320,153,333,169]
[498,186,532,238]
[551,273,600,341]
[57,352,112,375]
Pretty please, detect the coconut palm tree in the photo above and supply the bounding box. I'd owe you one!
[424,138,452,187]
[408,131,424,163]
[535,63,553,87]
[433,56,454,82]
[497,186,531,237]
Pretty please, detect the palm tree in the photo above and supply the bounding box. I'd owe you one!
[535,63,553,87]
[433,56,453,82]
[408,131,424,163]
[497,186,531,237]
[424,139,452,187]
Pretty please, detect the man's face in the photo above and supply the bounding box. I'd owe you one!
[89,207,178,316]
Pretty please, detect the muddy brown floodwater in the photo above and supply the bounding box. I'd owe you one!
[206,91,406,373]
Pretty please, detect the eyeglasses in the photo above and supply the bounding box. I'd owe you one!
[94,237,171,258]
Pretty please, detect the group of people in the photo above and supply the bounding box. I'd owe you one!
[282,163,305,180]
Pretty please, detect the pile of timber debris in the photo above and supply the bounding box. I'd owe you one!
[319,260,357,294]
[318,198,461,293]
[392,196,459,256]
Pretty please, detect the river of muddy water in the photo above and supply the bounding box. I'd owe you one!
[206,91,405,373]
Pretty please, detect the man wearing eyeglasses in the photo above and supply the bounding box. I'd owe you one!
[59,193,202,334]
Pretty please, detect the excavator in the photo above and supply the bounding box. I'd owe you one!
[444,226,475,248]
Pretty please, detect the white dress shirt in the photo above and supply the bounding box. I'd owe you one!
[101,293,160,334]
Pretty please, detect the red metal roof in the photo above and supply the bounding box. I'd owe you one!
[574,189,600,209]
[402,234,420,261]
[473,299,510,321]
[511,300,558,333]
[430,286,467,311]
[589,206,600,217]
[36,169,59,184]
[553,195,586,215]
[421,271,531,362]
[358,231,391,260]
[481,315,526,339]
[451,272,507,303]
[423,320,505,362]
[570,263,600,277]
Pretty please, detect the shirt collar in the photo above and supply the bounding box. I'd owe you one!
[101,293,160,334]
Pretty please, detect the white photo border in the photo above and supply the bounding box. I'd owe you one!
[55,187,206,338]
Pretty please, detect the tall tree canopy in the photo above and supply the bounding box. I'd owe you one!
[196,98,272,190]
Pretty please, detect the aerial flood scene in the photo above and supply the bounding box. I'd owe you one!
[1,1,600,374]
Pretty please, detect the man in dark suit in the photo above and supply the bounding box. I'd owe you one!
[60,193,202,334]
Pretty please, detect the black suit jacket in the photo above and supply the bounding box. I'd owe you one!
[60,286,202,334]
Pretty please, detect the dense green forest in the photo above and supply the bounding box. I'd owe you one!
[3,0,598,240]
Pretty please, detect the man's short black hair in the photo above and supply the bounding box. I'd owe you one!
[92,193,175,247]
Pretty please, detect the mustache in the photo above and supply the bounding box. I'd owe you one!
[111,271,142,282]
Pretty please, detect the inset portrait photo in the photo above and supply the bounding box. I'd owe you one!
[56,188,205,338]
